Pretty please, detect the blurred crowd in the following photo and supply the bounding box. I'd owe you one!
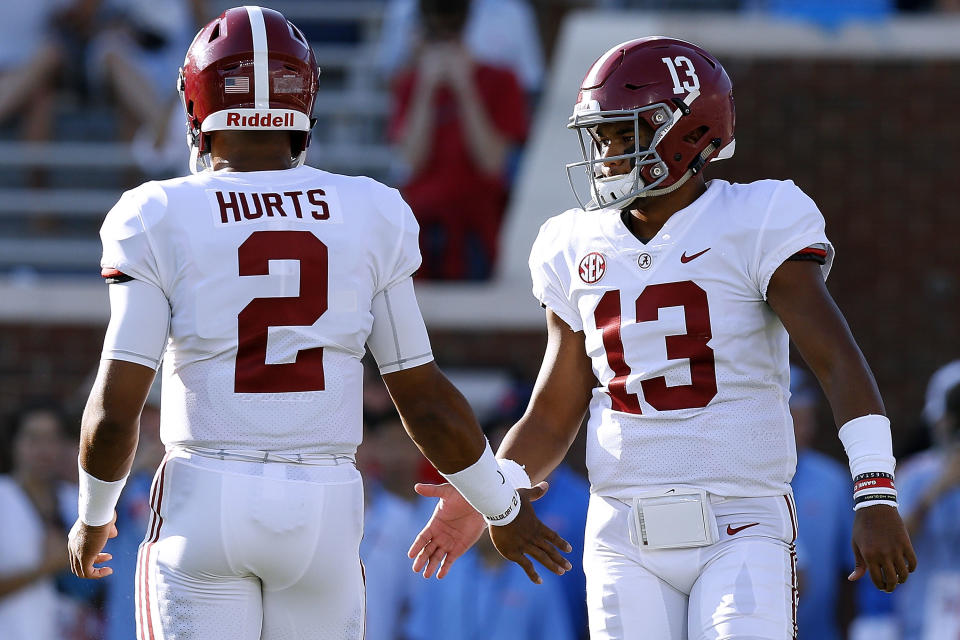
[0,379,162,640]
[3,357,960,639]
[0,0,206,181]
[2,0,960,277]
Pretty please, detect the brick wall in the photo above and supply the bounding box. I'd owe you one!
[0,324,104,427]
[708,58,960,453]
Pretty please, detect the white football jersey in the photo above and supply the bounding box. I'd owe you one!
[529,179,834,499]
[100,165,430,455]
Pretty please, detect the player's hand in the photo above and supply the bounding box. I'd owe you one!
[408,482,486,579]
[487,483,573,585]
[417,46,448,89]
[67,514,118,579]
[849,504,917,593]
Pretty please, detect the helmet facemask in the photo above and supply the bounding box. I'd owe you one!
[566,90,701,211]
[178,67,210,174]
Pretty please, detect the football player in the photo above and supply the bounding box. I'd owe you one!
[409,37,916,639]
[65,7,570,639]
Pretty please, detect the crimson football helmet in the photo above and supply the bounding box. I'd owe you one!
[567,37,735,210]
[178,6,320,173]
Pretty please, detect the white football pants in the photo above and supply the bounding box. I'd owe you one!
[134,450,365,640]
[584,492,799,640]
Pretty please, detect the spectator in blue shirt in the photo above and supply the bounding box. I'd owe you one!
[359,410,431,640]
[102,385,164,640]
[788,365,855,640]
[404,533,574,640]
[527,448,589,638]
[894,363,960,640]
[484,413,589,638]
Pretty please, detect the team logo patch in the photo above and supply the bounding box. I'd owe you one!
[638,253,653,270]
[579,252,606,284]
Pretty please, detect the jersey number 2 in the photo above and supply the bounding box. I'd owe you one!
[594,281,717,413]
[235,230,328,393]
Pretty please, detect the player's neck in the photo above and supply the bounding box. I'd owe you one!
[211,154,296,172]
[624,177,707,240]
[209,131,297,172]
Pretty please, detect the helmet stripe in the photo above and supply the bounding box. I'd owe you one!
[244,6,269,109]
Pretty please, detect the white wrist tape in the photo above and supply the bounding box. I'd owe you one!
[838,415,898,510]
[441,441,522,526]
[77,460,128,526]
[498,458,532,490]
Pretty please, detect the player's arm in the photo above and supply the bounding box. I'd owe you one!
[496,308,595,483]
[403,307,590,578]
[767,259,917,593]
[370,278,571,583]
[382,362,490,472]
[68,277,168,579]
[768,260,881,425]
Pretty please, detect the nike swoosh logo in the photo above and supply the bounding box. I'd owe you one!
[680,248,711,263]
[497,471,505,485]
[726,522,760,535]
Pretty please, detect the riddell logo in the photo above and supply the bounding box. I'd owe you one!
[226,112,295,127]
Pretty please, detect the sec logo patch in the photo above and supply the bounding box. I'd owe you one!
[579,252,606,284]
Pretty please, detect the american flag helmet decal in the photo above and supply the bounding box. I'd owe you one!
[224,77,250,94]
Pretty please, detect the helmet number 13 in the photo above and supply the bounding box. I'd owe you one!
[594,281,717,413]
[662,56,700,95]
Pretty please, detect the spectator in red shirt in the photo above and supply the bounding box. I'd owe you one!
[389,0,528,280]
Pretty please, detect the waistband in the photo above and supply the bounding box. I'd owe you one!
[604,486,794,506]
[173,445,356,467]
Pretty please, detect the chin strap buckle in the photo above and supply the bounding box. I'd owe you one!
[689,138,721,175]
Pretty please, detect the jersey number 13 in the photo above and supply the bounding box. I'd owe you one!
[594,280,717,413]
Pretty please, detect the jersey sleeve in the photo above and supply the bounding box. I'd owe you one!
[101,279,170,369]
[754,181,835,299]
[529,216,583,331]
[367,277,434,374]
[373,185,422,293]
[99,184,166,291]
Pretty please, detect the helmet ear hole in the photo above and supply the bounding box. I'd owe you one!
[682,126,709,144]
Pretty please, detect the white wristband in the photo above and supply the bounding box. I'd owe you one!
[441,441,522,526]
[497,458,532,490]
[78,460,128,526]
[838,415,899,510]
[838,414,896,479]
